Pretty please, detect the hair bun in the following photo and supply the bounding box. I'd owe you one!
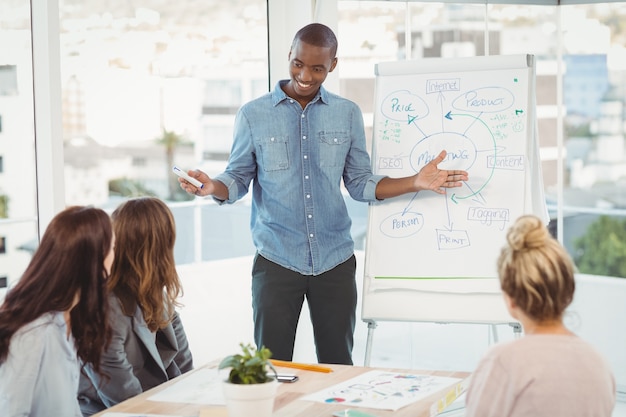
[507,215,548,251]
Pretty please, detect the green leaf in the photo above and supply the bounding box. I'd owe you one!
[219,343,274,384]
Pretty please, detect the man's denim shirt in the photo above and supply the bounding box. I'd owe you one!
[214,81,385,275]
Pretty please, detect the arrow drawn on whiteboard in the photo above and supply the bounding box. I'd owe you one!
[444,191,454,230]
[473,186,488,204]
[463,111,484,135]
[442,221,454,232]
[408,117,427,137]
[401,192,419,216]
[455,181,488,203]
[437,93,446,131]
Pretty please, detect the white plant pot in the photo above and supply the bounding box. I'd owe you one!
[221,378,278,417]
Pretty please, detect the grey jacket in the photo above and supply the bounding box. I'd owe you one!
[78,293,194,416]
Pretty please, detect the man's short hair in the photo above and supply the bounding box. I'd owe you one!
[292,23,338,58]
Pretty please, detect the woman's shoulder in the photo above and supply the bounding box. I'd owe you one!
[9,312,69,356]
[486,334,609,368]
[108,291,139,316]
[17,311,65,335]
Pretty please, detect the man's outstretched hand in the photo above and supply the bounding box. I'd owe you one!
[414,150,468,194]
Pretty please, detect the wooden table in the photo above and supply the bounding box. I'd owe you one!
[93,360,470,417]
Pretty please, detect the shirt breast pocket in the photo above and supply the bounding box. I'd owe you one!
[319,131,350,167]
[258,136,290,172]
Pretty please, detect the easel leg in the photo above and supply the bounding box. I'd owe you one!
[490,324,499,344]
[509,322,522,339]
[364,320,377,367]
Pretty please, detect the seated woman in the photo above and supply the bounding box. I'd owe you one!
[0,206,114,417]
[465,214,615,417]
[79,197,193,416]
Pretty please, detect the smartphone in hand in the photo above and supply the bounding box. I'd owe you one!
[172,166,203,188]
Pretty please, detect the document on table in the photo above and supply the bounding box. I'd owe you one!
[429,377,469,416]
[147,367,226,405]
[302,370,462,411]
[433,392,466,417]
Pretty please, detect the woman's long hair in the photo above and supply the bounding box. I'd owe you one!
[0,206,112,371]
[108,197,182,331]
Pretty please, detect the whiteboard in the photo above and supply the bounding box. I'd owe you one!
[362,54,547,324]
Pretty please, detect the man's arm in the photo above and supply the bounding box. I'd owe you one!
[375,150,468,199]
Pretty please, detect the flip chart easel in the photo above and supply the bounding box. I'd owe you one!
[362,54,546,365]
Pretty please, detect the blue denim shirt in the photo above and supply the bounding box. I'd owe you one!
[214,81,385,275]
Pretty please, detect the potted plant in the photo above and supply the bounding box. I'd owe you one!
[218,343,278,417]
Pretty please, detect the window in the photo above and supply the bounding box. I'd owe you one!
[0,65,18,96]
[0,0,38,289]
[58,0,268,264]
[203,80,243,114]
[558,3,626,278]
[0,195,7,218]
[11,0,626,275]
[131,157,147,167]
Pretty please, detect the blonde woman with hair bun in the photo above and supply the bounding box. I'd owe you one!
[465,214,615,417]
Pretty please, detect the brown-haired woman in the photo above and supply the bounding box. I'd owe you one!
[465,214,615,417]
[0,206,114,417]
[78,197,193,416]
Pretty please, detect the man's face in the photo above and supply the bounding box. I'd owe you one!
[287,39,337,105]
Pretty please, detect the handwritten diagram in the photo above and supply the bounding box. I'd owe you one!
[302,370,462,411]
[366,61,541,291]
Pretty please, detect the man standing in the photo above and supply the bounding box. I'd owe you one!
[179,23,468,365]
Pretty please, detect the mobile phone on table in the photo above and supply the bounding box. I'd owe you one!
[276,374,299,383]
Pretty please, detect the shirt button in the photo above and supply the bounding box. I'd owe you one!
[309,233,314,238]
[305,175,309,180]
[304,155,308,159]
[303,135,306,140]
[270,137,275,142]
[301,114,305,118]
[306,194,310,198]
[308,214,312,219]
[334,138,338,143]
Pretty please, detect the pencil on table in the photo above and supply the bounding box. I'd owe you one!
[270,359,333,373]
